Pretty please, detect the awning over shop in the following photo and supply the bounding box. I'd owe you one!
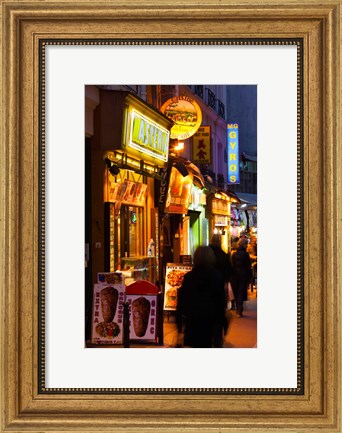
[235,192,257,206]
[172,156,206,189]
[226,190,241,204]
[186,162,205,189]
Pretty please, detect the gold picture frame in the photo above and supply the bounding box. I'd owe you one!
[0,1,341,432]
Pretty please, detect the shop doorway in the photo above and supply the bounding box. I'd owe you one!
[120,205,144,258]
[104,204,145,272]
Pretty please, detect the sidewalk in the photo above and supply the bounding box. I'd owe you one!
[163,288,257,348]
[224,288,257,348]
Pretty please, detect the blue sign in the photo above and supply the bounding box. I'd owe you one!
[227,123,240,184]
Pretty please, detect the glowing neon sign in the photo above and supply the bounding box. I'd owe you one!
[129,109,170,163]
[227,123,240,184]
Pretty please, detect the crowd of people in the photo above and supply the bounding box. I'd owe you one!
[176,233,257,348]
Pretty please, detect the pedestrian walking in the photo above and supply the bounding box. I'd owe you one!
[209,233,233,310]
[177,246,227,348]
[229,241,239,310]
[246,235,257,261]
[230,237,252,317]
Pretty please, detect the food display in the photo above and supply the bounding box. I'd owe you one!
[126,294,158,340]
[101,286,118,322]
[132,297,151,337]
[95,321,120,338]
[166,269,187,288]
[97,272,123,285]
[164,288,178,309]
[163,263,192,311]
[91,278,125,345]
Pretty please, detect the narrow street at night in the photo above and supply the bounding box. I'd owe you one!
[163,288,257,349]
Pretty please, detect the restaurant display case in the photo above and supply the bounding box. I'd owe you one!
[120,256,157,286]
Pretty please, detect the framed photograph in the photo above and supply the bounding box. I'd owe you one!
[1,1,341,432]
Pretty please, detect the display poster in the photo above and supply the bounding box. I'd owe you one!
[163,263,192,311]
[165,167,193,214]
[121,180,147,206]
[107,175,147,207]
[91,274,125,344]
[125,294,158,340]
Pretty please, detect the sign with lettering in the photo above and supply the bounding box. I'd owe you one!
[155,158,173,214]
[160,95,202,140]
[128,109,170,163]
[211,198,230,216]
[164,264,193,311]
[192,126,211,163]
[227,123,240,184]
[125,294,158,340]
[91,274,125,345]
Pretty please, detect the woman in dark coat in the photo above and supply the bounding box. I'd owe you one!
[230,238,252,317]
[209,234,233,284]
[177,246,226,348]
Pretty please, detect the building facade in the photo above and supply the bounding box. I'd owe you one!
[84,84,249,340]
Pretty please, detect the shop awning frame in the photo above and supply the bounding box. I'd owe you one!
[104,151,166,182]
[170,155,206,189]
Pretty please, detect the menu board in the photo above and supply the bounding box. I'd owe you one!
[163,263,192,311]
[107,174,147,207]
[91,273,125,344]
[121,180,147,206]
[125,294,158,340]
[107,179,127,203]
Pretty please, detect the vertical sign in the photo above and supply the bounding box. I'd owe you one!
[192,126,211,164]
[155,157,173,214]
[227,123,240,184]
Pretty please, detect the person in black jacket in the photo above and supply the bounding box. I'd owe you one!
[209,234,233,287]
[230,237,252,317]
[177,246,226,348]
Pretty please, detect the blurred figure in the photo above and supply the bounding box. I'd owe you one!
[246,235,257,291]
[246,235,257,261]
[177,246,226,348]
[209,234,233,309]
[229,241,239,310]
[230,238,252,317]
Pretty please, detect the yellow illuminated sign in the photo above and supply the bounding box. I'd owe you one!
[193,126,211,163]
[160,95,202,140]
[128,109,170,163]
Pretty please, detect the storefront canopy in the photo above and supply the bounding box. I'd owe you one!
[236,192,257,206]
[172,156,206,189]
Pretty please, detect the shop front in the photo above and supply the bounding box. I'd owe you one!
[207,192,232,253]
[230,192,257,241]
[90,89,173,287]
[155,156,207,284]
